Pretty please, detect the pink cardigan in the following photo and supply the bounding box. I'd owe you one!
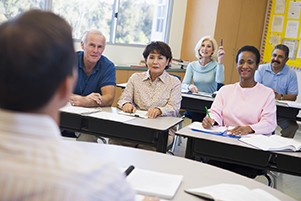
[209,82,277,134]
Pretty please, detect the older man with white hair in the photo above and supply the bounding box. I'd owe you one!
[68,30,116,142]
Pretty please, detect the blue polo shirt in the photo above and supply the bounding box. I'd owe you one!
[74,51,116,96]
[255,63,298,95]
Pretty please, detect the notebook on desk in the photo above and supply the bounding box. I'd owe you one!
[276,100,301,109]
[239,134,301,151]
[121,167,183,199]
[192,91,216,98]
[188,122,240,139]
[185,183,280,201]
[59,103,102,115]
[118,110,148,119]
[181,90,218,98]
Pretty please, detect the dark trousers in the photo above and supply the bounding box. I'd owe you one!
[185,111,206,122]
[207,160,260,178]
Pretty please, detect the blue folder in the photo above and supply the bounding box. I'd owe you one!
[191,129,241,139]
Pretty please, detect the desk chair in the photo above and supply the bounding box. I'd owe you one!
[166,73,182,155]
[182,82,224,120]
[256,170,277,188]
[172,83,225,153]
[61,130,107,144]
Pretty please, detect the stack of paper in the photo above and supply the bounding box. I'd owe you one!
[188,122,240,139]
[126,168,183,200]
[188,122,227,134]
[277,100,301,109]
[89,111,135,122]
[185,183,280,201]
[59,103,102,115]
[192,91,214,98]
[239,134,301,151]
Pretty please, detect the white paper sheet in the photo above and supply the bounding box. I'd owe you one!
[59,103,102,115]
[185,183,280,201]
[297,41,301,59]
[188,122,227,134]
[282,39,298,60]
[287,1,301,19]
[239,134,301,151]
[119,110,148,119]
[271,15,284,32]
[275,0,285,14]
[277,100,301,109]
[88,111,136,122]
[127,168,183,200]
[285,20,299,38]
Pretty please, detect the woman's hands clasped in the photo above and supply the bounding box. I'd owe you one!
[228,126,254,136]
[122,103,162,119]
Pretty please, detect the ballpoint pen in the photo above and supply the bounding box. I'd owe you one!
[220,39,223,46]
[205,106,213,127]
[124,165,135,176]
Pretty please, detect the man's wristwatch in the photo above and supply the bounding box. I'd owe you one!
[280,94,284,100]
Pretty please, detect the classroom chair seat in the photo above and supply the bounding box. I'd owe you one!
[256,170,277,188]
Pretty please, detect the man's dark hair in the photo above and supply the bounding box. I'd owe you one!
[0,10,75,111]
[143,41,173,69]
[235,45,260,65]
[273,44,289,59]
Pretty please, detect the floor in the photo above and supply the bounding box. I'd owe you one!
[62,119,301,201]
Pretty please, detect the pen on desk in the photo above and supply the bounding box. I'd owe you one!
[220,39,223,46]
[81,109,102,115]
[124,165,135,176]
[205,106,213,127]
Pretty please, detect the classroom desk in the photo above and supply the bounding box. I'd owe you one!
[60,107,182,153]
[176,126,301,177]
[116,83,127,89]
[66,141,295,201]
[181,93,300,120]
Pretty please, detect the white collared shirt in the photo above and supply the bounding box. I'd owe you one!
[0,109,135,201]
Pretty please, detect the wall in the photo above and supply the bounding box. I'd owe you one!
[74,0,187,65]
[181,0,219,62]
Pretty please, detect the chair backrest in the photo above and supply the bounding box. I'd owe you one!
[169,73,181,81]
[217,83,224,91]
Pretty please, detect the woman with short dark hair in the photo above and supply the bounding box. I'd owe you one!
[110,41,182,150]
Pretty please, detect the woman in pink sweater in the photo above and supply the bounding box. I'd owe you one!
[202,45,277,178]
[202,45,277,136]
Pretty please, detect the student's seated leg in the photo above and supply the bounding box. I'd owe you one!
[76,133,98,142]
[207,160,260,179]
[61,130,77,138]
[277,117,299,138]
[108,132,174,152]
[108,139,138,148]
[191,112,206,122]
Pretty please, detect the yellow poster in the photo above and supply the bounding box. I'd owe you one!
[261,0,301,70]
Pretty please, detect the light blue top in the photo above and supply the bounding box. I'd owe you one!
[181,60,224,93]
[255,63,298,95]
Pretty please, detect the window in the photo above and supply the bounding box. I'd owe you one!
[52,0,114,41]
[0,0,43,23]
[1,0,172,45]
